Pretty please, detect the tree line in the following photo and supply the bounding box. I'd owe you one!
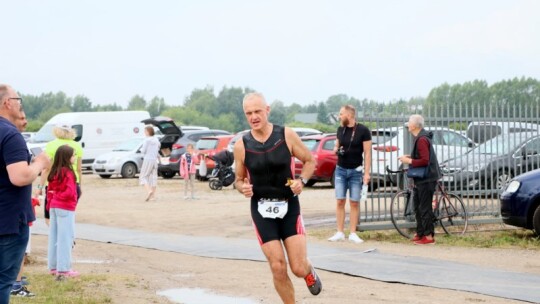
[20,77,540,132]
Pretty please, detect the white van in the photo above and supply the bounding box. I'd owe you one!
[28,111,151,170]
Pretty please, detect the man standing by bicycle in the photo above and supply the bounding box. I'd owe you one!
[398,114,441,245]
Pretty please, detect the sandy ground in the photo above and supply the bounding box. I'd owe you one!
[25,174,540,303]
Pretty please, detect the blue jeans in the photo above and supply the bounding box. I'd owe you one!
[0,222,29,303]
[334,165,363,201]
[48,208,75,272]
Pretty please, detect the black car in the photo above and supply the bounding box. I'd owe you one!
[158,129,231,178]
[500,168,540,235]
[440,132,540,193]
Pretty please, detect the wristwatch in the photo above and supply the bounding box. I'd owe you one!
[300,178,309,186]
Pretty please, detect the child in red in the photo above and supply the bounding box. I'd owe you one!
[46,145,79,279]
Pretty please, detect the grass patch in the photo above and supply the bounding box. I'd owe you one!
[11,273,114,304]
[310,227,540,250]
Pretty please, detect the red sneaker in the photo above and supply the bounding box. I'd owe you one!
[414,236,435,245]
[411,234,421,242]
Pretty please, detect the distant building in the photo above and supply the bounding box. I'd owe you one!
[294,112,340,124]
[294,113,318,124]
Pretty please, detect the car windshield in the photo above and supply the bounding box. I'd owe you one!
[301,139,320,151]
[31,124,55,143]
[197,139,219,150]
[473,135,529,155]
[113,138,144,151]
[371,130,398,144]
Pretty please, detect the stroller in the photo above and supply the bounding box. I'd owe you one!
[208,150,235,190]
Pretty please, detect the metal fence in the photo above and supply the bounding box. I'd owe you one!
[360,103,540,229]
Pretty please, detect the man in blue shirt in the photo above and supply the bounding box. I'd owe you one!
[0,84,50,303]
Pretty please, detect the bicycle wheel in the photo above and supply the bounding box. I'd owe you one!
[438,193,468,235]
[390,190,416,239]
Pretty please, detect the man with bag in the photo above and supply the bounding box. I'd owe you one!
[398,114,441,245]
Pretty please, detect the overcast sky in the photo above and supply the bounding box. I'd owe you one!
[2,0,539,107]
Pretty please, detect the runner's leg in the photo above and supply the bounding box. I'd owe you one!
[261,240,295,304]
[283,234,310,278]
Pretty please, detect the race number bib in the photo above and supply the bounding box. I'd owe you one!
[257,199,288,219]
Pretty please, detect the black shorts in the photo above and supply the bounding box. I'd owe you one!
[250,196,305,245]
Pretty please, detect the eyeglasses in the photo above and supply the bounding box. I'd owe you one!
[8,97,23,104]
[7,97,23,109]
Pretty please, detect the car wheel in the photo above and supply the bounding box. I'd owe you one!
[160,170,175,179]
[495,169,513,190]
[99,174,112,179]
[121,162,137,178]
[533,205,540,236]
[330,170,336,188]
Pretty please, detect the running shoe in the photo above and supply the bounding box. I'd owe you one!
[49,269,57,275]
[10,286,35,297]
[304,266,322,295]
[348,233,364,244]
[327,231,345,242]
[411,234,421,242]
[414,236,435,245]
[57,270,80,278]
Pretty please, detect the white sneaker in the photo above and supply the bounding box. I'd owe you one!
[348,233,364,244]
[328,231,345,242]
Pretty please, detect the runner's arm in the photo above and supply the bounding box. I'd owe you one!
[233,139,252,197]
[286,127,315,181]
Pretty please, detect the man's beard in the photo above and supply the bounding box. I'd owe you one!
[340,117,350,127]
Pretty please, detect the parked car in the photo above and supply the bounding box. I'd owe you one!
[500,168,540,235]
[92,117,181,178]
[441,132,540,192]
[294,133,337,187]
[194,135,235,179]
[467,121,540,144]
[158,129,231,178]
[22,132,35,142]
[227,130,250,152]
[371,126,476,188]
[181,125,209,131]
[291,127,323,137]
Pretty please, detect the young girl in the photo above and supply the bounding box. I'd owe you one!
[46,145,79,278]
[179,143,197,199]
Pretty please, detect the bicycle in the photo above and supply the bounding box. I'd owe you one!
[386,166,468,239]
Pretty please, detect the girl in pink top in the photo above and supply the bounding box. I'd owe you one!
[180,143,197,199]
[46,145,79,279]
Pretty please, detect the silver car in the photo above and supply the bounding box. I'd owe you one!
[92,137,147,178]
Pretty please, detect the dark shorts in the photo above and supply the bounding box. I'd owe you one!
[250,196,305,245]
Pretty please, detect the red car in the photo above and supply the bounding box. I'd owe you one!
[295,133,338,187]
[195,135,234,179]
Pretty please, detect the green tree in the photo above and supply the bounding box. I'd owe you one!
[184,86,217,114]
[72,95,93,112]
[127,95,147,110]
[216,86,253,131]
[317,102,330,124]
[94,104,124,111]
[270,100,286,125]
[147,96,167,117]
